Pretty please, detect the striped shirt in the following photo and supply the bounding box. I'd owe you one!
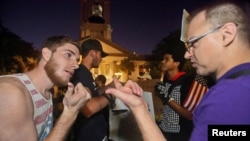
[8,73,53,141]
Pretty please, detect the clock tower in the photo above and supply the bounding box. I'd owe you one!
[80,0,112,42]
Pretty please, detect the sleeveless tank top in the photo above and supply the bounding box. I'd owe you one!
[5,73,53,141]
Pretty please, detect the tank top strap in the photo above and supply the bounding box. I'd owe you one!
[11,73,53,139]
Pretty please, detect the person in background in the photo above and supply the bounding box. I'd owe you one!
[137,71,152,81]
[71,39,112,141]
[94,74,113,139]
[155,44,198,141]
[71,39,142,141]
[95,74,107,88]
[0,35,91,141]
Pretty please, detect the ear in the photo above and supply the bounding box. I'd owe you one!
[221,23,237,46]
[174,61,180,67]
[41,47,52,61]
[90,50,96,58]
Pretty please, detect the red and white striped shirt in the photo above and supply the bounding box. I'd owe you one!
[12,73,53,140]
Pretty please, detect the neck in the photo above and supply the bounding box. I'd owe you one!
[81,58,92,70]
[216,45,250,80]
[165,69,180,80]
[25,65,53,99]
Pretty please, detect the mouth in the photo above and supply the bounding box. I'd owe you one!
[65,70,73,77]
[191,62,198,68]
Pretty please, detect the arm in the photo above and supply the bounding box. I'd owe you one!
[105,78,167,141]
[72,68,111,118]
[167,100,193,120]
[80,81,115,118]
[132,104,166,141]
[80,95,109,118]
[0,78,37,141]
[44,82,91,141]
[156,75,194,120]
[166,75,206,120]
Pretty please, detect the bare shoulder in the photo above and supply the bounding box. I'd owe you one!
[0,76,37,140]
[0,76,32,111]
[0,76,28,96]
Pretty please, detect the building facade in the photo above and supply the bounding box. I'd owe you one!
[79,0,150,83]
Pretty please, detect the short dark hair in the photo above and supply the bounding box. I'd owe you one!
[38,35,80,61]
[160,30,186,71]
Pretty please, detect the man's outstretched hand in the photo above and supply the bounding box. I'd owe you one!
[105,78,147,111]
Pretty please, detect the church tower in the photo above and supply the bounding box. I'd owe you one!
[80,0,112,42]
[78,0,147,84]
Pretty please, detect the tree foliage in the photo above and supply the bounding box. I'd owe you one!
[0,21,39,75]
[119,58,135,75]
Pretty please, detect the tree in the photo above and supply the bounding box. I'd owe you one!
[119,58,135,80]
[0,21,39,74]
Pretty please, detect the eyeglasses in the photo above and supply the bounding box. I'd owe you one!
[183,25,224,52]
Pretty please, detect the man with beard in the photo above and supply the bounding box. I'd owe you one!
[71,39,112,141]
[0,35,92,141]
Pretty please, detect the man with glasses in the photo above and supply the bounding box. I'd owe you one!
[183,0,250,140]
[104,1,250,141]
[183,24,223,52]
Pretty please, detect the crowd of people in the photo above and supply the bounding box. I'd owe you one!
[0,0,250,141]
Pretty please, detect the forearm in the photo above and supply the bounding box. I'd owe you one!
[44,109,78,141]
[131,106,167,141]
[81,95,109,118]
[168,101,192,120]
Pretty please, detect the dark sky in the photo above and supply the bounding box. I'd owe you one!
[0,0,209,54]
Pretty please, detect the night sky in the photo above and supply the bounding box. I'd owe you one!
[0,0,209,54]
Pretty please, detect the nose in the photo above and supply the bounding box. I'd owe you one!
[74,64,79,69]
[184,50,193,59]
[72,61,79,69]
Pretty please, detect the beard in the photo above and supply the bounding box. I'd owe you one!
[92,56,100,68]
[44,57,68,87]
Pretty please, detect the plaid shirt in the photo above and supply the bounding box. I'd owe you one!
[159,85,182,133]
[159,74,209,133]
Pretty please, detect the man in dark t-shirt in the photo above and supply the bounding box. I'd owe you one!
[71,39,111,141]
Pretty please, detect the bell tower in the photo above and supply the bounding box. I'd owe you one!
[80,0,112,41]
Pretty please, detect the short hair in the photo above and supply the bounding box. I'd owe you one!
[160,30,186,71]
[37,35,80,61]
[190,0,250,44]
[164,48,186,71]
